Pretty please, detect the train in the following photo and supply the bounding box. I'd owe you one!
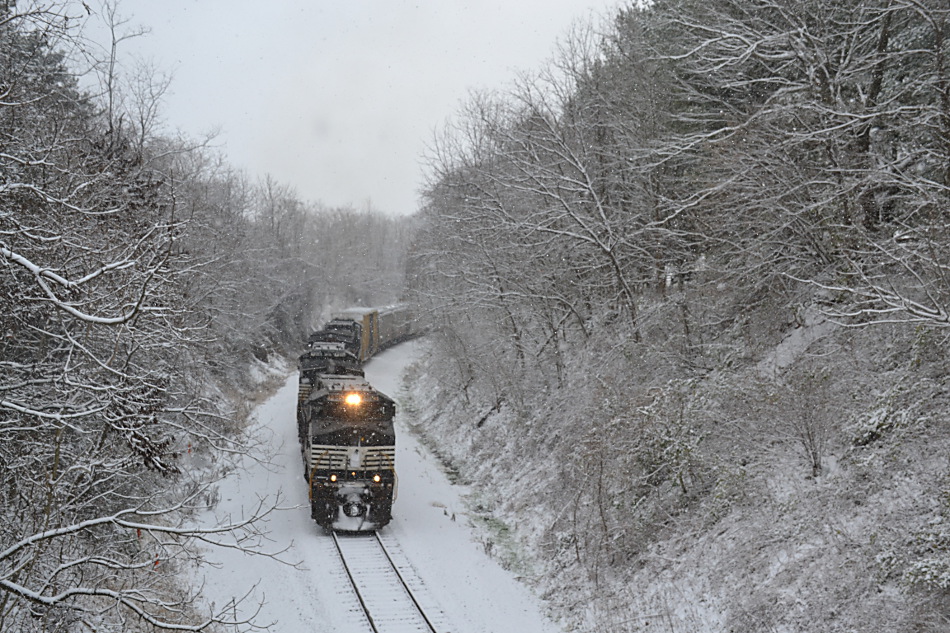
[296,304,414,532]
[306,304,414,362]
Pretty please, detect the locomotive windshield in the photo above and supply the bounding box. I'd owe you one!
[303,395,396,445]
[322,400,394,424]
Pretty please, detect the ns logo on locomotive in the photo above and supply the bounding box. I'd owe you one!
[296,305,413,532]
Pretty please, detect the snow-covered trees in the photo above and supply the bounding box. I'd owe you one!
[410,1,950,631]
[1,3,416,631]
[647,0,950,328]
[414,0,950,455]
[0,5,279,631]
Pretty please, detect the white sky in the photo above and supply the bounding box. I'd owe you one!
[85,1,624,216]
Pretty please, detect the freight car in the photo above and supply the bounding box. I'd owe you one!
[297,373,397,531]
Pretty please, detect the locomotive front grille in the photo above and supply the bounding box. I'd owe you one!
[310,444,395,472]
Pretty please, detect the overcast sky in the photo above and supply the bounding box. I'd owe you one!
[84,1,623,216]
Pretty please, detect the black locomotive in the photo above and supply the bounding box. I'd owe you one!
[298,372,396,531]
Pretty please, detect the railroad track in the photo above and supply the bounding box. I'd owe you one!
[331,531,446,633]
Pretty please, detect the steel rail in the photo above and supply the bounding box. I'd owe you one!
[373,532,440,633]
[331,531,380,633]
[331,531,439,633]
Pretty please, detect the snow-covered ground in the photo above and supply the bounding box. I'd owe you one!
[195,339,562,632]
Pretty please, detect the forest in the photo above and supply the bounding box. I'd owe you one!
[408,0,950,631]
[0,2,412,631]
[5,0,950,631]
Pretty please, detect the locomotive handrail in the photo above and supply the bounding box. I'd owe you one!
[307,448,334,497]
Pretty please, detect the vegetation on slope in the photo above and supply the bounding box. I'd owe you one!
[0,3,414,631]
[408,1,950,630]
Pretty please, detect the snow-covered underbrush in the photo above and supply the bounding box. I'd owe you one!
[404,302,950,632]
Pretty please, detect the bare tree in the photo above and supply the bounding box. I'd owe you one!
[0,5,287,631]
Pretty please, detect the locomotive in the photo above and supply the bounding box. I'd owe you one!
[313,305,414,362]
[298,371,396,531]
[296,305,413,531]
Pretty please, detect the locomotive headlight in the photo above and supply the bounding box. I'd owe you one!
[373,474,381,483]
[329,474,337,482]
[344,393,362,406]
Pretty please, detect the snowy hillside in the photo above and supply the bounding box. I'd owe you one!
[403,313,950,632]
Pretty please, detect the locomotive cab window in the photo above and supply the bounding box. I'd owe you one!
[329,400,392,422]
[306,397,395,444]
